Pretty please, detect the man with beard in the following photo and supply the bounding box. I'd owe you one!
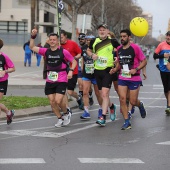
[87,24,119,126]
[113,29,147,130]
[78,33,94,106]
[154,31,170,115]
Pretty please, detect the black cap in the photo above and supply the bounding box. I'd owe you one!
[166,31,170,36]
[97,24,108,29]
[78,33,86,40]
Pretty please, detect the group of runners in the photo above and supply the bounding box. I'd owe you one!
[1,25,170,130]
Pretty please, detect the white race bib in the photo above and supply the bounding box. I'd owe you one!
[85,63,94,74]
[48,71,58,81]
[96,56,108,67]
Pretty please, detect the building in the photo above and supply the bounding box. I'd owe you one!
[142,12,153,37]
[0,0,72,45]
[167,18,170,31]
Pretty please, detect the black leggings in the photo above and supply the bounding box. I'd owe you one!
[160,71,170,93]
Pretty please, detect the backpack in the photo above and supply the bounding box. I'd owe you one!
[45,47,69,73]
[0,54,6,71]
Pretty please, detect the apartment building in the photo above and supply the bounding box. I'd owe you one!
[0,0,71,45]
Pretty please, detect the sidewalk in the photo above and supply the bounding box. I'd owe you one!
[0,60,79,120]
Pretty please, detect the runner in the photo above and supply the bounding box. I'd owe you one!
[154,31,170,115]
[60,30,84,113]
[80,34,103,120]
[29,29,77,127]
[0,38,15,125]
[113,29,147,130]
[87,24,118,126]
[78,33,94,106]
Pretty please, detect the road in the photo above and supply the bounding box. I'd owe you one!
[0,57,170,170]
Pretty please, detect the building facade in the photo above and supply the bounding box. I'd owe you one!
[0,0,72,45]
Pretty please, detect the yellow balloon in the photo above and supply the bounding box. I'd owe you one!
[129,17,149,37]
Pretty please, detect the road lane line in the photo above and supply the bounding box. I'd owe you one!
[78,158,144,163]
[156,141,170,145]
[0,158,45,164]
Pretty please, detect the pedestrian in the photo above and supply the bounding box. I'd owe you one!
[23,40,32,67]
[29,29,77,127]
[0,38,15,125]
[112,29,147,130]
[78,33,94,106]
[87,24,118,126]
[60,30,84,114]
[35,43,42,67]
[154,31,170,115]
[80,34,103,120]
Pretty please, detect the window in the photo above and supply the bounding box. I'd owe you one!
[0,21,28,32]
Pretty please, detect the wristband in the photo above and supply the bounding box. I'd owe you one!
[69,68,74,71]
[31,35,37,39]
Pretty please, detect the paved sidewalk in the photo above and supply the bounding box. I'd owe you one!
[0,60,79,120]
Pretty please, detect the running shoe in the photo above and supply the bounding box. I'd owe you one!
[67,108,72,115]
[139,101,147,118]
[96,117,106,127]
[121,122,131,130]
[128,111,132,120]
[98,108,102,118]
[110,104,116,121]
[55,119,64,127]
[80,110,91,120]
[63,112,71,126]
[89,96,94,106]
[131,106,135,114]
[165,108,170,115]
[7,110,15,125]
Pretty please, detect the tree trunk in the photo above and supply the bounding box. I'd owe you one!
[31,0,36,32]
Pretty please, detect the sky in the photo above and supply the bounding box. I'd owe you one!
[136,0,170,38]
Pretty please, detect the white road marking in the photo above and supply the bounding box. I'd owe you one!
[0,158,45,164]
[0,123,101,138]
[0,109,99,126]
[78,158,144,163]
[156,141,170,145]
[109,96,166,100]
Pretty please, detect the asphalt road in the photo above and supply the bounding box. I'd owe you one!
[0,57,170,170]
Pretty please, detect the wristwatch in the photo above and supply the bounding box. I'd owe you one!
[135,68,139,71]
[69,68,74,71]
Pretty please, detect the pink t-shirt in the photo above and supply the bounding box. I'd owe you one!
[39,47,74,83]
[117,43,146,81]
[0,52,15,82]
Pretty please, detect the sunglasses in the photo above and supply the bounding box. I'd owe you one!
[48,33,59,37]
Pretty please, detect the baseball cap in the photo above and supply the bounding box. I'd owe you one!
[166,31,170,36]
[78,33,86,40]
[97,24,108,29]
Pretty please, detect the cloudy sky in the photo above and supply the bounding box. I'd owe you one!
[136,0,170,38]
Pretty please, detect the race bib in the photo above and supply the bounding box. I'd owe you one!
[96,56,108,67]
[121,70,131,78]
[164,58,168,65]
[48,71,58,81]
[85,63,94,74]
[121,64,131,78]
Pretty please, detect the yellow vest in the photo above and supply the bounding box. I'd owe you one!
[92,38,114,70]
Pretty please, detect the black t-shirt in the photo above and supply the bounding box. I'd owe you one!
[118,46,135,70]
[81,44,95,79]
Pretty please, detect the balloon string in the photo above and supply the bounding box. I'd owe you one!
[139,36,146,44]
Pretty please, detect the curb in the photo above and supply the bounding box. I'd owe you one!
[0,101,79,120]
